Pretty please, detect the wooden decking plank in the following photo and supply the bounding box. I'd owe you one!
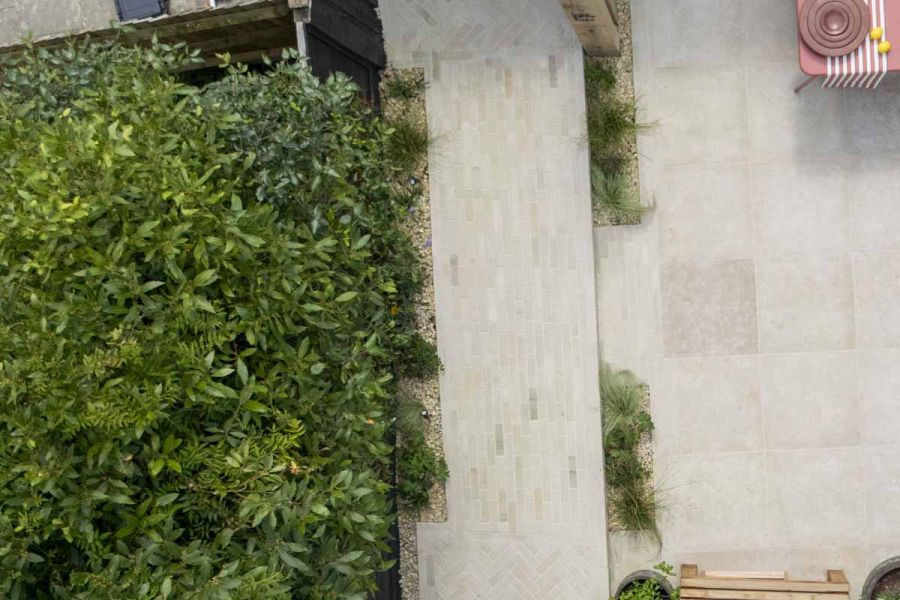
[681,588,849,600]
[680,579,849,594]
[704,571,786,580]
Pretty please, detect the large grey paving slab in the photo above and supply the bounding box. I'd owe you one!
[746,64,846,160]
[856,349,900,446]
[657,164,754,261]
[766,449,866,548]
[751,161,849,257]
[655,356,763,455]
[760,352,860,450]
[864,447,900,546]
[853,251,900,348]
[659,259,758,357]
[848,156,900,252]
[381,0,610,597]
[755,255,855,353]
[658,452,768,553]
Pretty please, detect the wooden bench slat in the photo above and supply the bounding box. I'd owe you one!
[826,571,848,585]
[681,588,849,600]
[680,578,850,594]
[704,571,787,580]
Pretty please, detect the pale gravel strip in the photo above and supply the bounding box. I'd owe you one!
[381,68,446,600]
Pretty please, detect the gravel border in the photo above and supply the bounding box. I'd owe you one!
[590,0,644,227]
[590,0,657,537]
[381,68,447,600]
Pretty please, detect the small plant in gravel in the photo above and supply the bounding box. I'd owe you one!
[584,61,650,225]
[600,363,661,542]
[591,166,647,219]
[585,61,617,95]
[396,431,449,511]
[400,333,443,379]
[385,111,430,175]
[395,392,428,435]
[585,65,643,169]
[384,73,427,101]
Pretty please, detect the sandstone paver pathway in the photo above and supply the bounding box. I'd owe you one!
[379,0,611,597]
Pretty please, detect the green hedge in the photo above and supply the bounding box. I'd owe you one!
[0,42,422,599]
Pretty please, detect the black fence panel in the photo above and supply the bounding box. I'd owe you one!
[370,452,402,600]
[304,0,386,105]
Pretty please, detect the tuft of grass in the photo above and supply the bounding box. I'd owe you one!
[385,113,430,175]
[586,91,643,168]
[877,591,900,600]
[591,166,646,218]
[399,333,442,380]
[600,362,661,542]
[395,392,426,437]
[585,62,617,96]
[384,74,427,101]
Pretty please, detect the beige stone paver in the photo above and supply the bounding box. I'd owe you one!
[380,0,610,597]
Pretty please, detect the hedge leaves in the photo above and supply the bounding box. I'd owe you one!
[0,41,420,599]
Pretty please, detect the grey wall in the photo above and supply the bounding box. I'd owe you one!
[0,0,215,48]
[0,0,118,46]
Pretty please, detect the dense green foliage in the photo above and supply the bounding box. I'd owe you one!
[616,564,677,600]
[398,333,441,380]
[0,40,431,599]
[600,363,660,541]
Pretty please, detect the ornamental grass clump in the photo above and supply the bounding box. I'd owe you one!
[0,41,423,599]
[600,363,661,542]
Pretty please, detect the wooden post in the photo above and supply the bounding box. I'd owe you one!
[827,571,848,585]
[557,0,620,56]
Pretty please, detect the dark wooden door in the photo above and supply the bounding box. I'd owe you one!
[303,0,386,105]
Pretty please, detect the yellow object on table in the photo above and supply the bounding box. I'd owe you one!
[871,26,884,40]
[879,40,892,54]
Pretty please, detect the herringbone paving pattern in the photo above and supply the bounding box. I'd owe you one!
[380,0,610,597]
[417,526,607,599]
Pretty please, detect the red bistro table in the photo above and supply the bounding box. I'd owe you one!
[796,0,896,91]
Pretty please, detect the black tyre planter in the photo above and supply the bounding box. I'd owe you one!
[615,570,674,600]
[863,556,900,600]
